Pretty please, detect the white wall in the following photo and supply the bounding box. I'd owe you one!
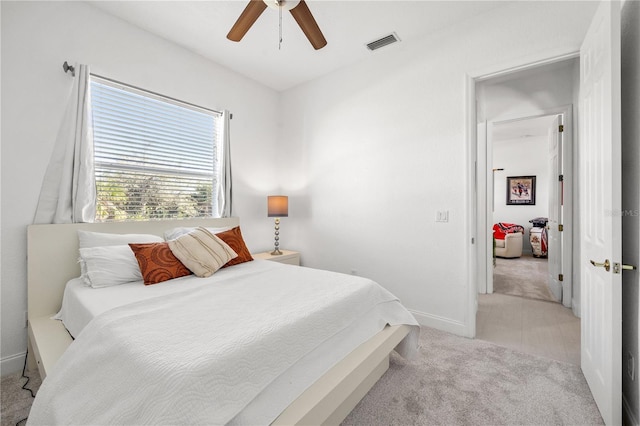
[621,0,640,423]
[1,1,280,374]
[493,136,549,254]
[278,2,597,334]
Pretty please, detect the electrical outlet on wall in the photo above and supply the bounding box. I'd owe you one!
[628,351,635,381]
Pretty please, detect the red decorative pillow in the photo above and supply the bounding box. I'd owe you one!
[129,242,192,285]
[215,227,253,268]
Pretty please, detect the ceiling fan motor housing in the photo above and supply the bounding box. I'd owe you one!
[265,0,301,11]
[228,0,327,50]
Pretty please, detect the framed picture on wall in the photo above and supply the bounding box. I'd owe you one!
[506,176,536,205]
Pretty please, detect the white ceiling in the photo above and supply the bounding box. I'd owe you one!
[88,0,506,91]
[493,115,558,143]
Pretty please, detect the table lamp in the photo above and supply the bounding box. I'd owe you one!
[267,195,288,255]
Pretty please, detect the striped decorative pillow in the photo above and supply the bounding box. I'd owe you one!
[168,227,237,277]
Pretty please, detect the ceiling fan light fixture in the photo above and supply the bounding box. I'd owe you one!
[264,0,300,11]
[228,0,326,50]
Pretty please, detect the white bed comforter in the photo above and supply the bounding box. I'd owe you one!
[28,261,418,425]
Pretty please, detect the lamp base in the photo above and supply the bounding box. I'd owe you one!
[271,217,282,255]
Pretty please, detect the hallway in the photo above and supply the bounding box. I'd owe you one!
[493,254,557,303]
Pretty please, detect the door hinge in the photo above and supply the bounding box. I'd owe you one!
[558,274,564,282]
[559,124,564,132]
[559,174,564,182]
[558,224,564,232]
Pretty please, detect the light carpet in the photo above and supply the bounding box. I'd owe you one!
[343,327,601,425]
[1,368,40,426]
[493,254,557,303]
[1,327,602,426]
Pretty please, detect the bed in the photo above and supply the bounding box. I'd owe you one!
[26,218,419,425]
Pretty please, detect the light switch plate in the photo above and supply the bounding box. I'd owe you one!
[436,210,449,222]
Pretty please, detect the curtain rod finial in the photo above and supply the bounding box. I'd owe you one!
[63,61,75,77]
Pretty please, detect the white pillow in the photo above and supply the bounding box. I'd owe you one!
[78,230,163,248]
[79,245,143,288]
[163,226,232,241]
[78,231,163,286]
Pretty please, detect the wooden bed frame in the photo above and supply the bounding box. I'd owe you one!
[26,218,410,425]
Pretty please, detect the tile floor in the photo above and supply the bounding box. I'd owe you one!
[476,292,581,365]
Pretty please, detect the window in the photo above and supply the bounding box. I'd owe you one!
[90,77,223,222]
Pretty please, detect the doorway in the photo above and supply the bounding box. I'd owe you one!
[474,58,577,310]
[472,59,580,364]
[490,112,568,305]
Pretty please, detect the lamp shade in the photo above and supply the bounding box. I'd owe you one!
[268,195,288,217]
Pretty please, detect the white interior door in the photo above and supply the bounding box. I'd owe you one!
[579,1,622,425]
[547,115,562,302]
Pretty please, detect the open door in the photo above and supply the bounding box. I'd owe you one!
[476,121,493,294]
[579,1,622,424]
[547,115,563,302]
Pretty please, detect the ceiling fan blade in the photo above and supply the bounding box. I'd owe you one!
[227,0,268,42]
[289,0,327,50]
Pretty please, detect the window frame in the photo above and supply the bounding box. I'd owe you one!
[89,75,224,222]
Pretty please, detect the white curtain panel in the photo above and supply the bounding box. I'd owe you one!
[216,110,233,218]
[34,64,95,224]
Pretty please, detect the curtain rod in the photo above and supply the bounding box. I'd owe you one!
[62,61,230,118]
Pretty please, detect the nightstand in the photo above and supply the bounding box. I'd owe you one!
[252,250,300,266]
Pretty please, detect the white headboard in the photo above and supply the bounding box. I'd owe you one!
[27,217,240,319]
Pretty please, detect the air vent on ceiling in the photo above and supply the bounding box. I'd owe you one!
[366,32,400,51]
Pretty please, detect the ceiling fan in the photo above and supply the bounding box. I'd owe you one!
[227,0,327,50]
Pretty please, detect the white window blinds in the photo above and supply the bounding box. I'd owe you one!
[90,77,223,222]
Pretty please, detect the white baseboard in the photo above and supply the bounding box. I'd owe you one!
[1,351,26,376]
[409,309,468,336]
[572,297,581,318]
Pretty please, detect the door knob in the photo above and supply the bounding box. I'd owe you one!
[590,259,610,272]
